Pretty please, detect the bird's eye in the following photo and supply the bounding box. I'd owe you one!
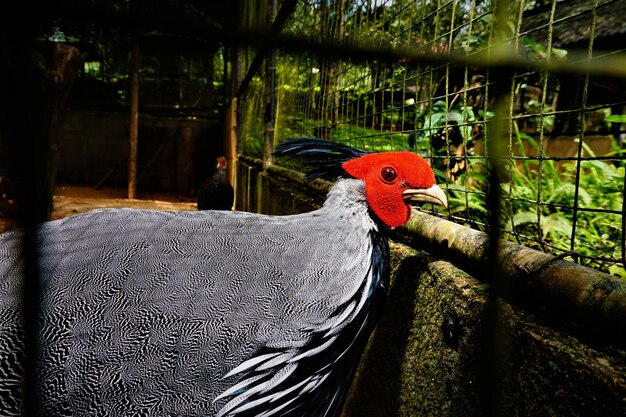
[380,166,397,183]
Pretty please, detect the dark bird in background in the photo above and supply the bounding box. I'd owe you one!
[197,156,234,211]
[0,138,447,417]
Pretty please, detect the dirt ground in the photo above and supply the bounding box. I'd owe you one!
[52,184,198,218]
[0,184,198,233]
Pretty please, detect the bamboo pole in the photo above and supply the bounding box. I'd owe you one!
[225,98,238,209]
[400,211,626,349]
[262,0,278,171]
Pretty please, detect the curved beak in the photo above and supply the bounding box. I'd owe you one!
[403,184,448,208]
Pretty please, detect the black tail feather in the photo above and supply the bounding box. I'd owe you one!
[274,138,369,181]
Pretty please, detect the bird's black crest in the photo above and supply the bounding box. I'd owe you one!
[274,137,369,181]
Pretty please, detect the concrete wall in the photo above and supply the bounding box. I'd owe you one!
[59,110,221,193]
[235,156,626,417]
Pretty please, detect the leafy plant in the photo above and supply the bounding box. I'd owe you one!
[415,100,477,147]
[523,37,568,61]
[445,124,625,277]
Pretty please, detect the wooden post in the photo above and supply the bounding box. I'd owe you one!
[225,98,238,185]
[128,36,140,199]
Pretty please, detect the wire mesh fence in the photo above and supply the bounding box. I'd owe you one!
[238,0,626,277]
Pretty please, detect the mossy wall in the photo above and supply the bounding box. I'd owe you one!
[235,157,626,416]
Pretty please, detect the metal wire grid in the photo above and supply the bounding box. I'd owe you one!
[0,2,621,415]
[237,0,626,276]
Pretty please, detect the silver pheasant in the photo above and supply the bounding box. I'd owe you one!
[0,138,447,416]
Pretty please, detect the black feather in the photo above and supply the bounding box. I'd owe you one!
[274,138,370,181]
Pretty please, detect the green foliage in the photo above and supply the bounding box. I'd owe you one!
[416,100,478,145]
[523,37,568,61]
[255,0,625,278]
[240,77,266,157]
[605,114,626,123]
[445,127,625,277]
[332,127,409,152]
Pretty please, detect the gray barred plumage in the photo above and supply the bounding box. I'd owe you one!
[0,138,447,416]
[0,179,386,416]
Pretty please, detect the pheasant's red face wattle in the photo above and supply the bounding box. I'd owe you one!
[216,156,228,170]
[342,152,447,227]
